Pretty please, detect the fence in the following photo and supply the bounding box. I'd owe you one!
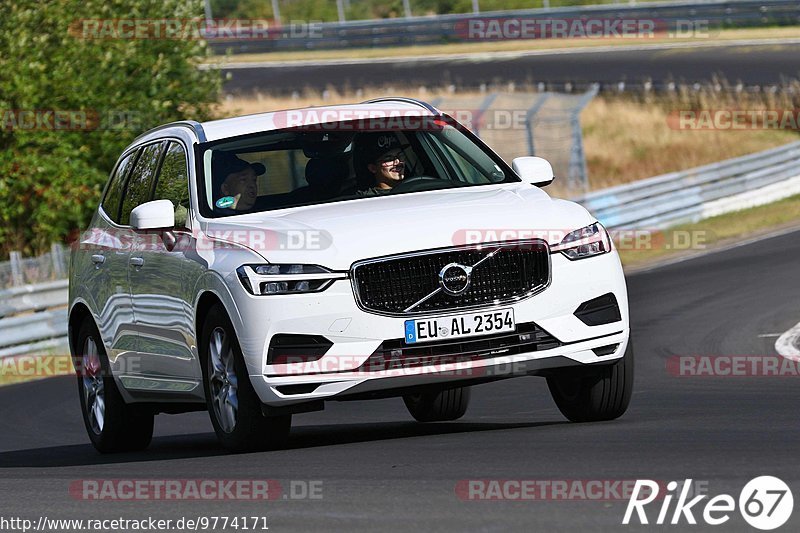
[208,0,800,54]
[0,243,68,290]
[433,86,598,195]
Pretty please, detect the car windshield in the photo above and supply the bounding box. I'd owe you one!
[197,116,519,217]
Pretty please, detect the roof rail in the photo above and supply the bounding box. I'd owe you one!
[362,97,439,114]
[131,120,207,144]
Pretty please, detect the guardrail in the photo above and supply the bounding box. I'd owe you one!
[574,141,800,229]
[209,0,800,54]
[0,280,69,358]
[2,140,800,357]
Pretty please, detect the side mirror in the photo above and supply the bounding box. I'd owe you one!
[130,199,175,230]
[512,156,555,187]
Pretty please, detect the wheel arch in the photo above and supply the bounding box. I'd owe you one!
[68,301,94,361]
[195,291,226,348]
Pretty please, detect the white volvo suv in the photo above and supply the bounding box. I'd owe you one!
[69,98,632,453]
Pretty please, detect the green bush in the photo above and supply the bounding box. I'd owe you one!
[0,0,221,259]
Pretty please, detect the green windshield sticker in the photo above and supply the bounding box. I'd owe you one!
[215,196,235,209]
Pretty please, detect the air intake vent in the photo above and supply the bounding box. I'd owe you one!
[574,293,621,326]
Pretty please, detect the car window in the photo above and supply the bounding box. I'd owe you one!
[101,150,137,224]
[197,119,517,217]
[425,125,507,184]
[120,141,165,226]
[153,142,190,230]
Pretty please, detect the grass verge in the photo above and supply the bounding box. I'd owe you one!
[617,194,800,268]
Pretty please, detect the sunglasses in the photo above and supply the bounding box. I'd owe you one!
[376,151,405,164]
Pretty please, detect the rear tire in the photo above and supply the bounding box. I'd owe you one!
[74,319,154,453]
[200,303,291,453]
[547,340,634,422]
[403,387,471,422]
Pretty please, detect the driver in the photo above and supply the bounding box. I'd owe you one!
[354,132,408,197]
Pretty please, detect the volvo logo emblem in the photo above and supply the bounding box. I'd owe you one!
[439,263,472,296]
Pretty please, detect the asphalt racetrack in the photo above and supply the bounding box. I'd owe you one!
[1,228,799,531]
[221,42,800,95]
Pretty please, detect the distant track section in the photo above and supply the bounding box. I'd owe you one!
[208,0,800,54]
[220,41,800,95]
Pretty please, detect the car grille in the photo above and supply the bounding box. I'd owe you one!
[351,241,550,316]
[357,322,562,372]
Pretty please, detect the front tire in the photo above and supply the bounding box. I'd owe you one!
[403,386,471,422]
[200,304,291,453]
[74,319,154,453]
[547,340,634,422]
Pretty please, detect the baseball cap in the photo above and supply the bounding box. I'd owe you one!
[212,151,266,181]
[354,132,409,164]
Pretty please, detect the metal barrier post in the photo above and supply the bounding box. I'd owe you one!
[568,85,598,193]
[525,94,550,156]
[473,93,499,138]
[51,243,66,279]
[9,251,23,287]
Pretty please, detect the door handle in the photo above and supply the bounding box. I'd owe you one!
[129,257,144,267]
[90,254,105,265]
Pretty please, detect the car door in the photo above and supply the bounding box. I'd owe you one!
[100,140,165,388]
[128,140,201,391]
[84,149,140,362]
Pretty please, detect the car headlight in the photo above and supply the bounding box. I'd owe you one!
[550,222,611,260]
[236,264,347,295]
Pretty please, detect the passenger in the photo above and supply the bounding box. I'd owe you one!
[212,152,266,212]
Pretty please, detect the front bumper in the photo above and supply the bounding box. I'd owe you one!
[227,250,629,406]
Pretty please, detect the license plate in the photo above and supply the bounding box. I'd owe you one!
[404,308,516,344]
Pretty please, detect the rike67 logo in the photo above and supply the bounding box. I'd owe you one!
[623,477,793,530]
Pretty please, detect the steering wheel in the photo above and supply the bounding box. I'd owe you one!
[390,175,449,193]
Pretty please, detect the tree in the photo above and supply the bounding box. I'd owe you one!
[0,0,221,258]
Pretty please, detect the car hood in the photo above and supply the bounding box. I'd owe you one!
[200,183,595,270]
